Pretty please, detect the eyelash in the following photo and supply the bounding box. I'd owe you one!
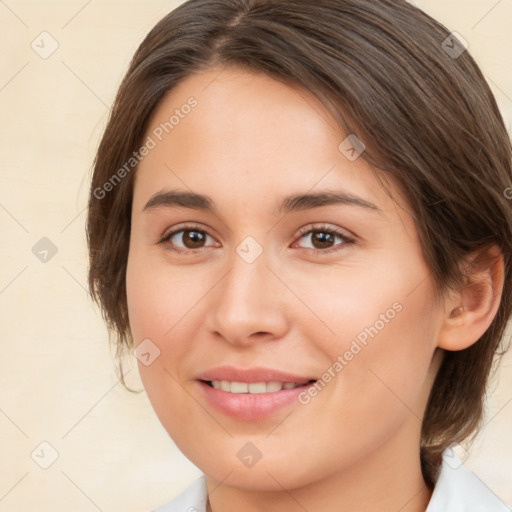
[158,223,356,255]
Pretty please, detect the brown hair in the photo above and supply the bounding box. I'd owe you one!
[87,0,512,488]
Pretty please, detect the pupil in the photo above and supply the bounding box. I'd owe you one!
[185,231,205,248]
[313,232,333,249]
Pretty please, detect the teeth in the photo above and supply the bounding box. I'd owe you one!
[230,382,248,393]
[266,381,284,392]
[248,382,267,394]
[210,380,303,394]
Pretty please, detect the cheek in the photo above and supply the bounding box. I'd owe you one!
[328,280,440,427]
[125,253,212,402]
[126,254,196,431]
[304,253,440,415]
[126,250,204,344]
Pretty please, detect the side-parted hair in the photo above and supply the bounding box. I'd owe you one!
[87,0,512,488]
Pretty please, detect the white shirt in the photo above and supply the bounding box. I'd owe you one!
[151,449,511,512]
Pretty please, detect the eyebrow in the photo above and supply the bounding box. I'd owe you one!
[143,189,381,214]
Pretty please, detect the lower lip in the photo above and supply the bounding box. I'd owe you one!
[198,381,315,421]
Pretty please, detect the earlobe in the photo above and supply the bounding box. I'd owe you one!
[437,245,505,351]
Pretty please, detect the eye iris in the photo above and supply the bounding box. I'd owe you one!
[312,231,334,249]
[183,230,205,249]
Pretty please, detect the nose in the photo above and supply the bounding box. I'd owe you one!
[203,247,290,347]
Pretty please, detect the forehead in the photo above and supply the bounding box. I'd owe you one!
[133,66,407,217]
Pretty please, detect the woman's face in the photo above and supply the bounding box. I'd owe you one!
[126,66,444,490]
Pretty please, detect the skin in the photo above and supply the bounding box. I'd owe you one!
[125,66,504,512]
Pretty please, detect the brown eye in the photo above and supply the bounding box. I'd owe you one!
[161,226,218,253]
[179,230,207,249]
[309,231,337,250]
[297,230,343,250]
[294,225,355,254]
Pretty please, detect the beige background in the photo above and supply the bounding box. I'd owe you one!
[0,1,511,510]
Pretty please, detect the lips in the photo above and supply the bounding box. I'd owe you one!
[196,366,316,384]
[196,366,318,420]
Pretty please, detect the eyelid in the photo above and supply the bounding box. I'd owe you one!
[295,223,355,240]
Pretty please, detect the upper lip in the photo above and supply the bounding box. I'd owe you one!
[196,366,316,384]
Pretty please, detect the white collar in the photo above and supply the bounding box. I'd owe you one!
[425,448,510,511]
[153,449,510,512]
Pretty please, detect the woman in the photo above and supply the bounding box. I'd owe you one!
[87,0,512,510]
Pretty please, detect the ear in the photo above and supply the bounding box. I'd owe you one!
[437,244,505,351]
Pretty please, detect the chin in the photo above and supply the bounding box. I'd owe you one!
[180,440,326,492]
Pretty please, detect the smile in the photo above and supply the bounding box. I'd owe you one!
[196,367,319,420]
[207,380,315,393]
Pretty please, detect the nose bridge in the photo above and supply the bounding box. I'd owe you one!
[205,240,288,344]
[219,245,272,319]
